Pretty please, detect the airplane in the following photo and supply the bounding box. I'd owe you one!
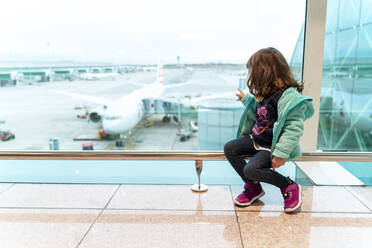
[52,63,257,147]
[51,64,211,143]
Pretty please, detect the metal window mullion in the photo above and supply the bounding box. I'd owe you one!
[300,0,328,152]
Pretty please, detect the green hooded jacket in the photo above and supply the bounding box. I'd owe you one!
[236,87,315,161]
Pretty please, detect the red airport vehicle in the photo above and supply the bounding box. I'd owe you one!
[82,142,94,150]
[77,110,89,119]
[98,130,112,140]
[0,130,15,141]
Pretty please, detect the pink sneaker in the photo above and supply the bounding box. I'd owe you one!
[234,181,265,207]
[280,181,302,213]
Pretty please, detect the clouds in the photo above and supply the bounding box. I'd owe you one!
[0,0,306,64]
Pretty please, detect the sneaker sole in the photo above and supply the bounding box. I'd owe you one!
[284,184,302,213]
[234,191,265,207]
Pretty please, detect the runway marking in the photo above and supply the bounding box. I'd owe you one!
[170,126,181,150]
[170,135,178,150]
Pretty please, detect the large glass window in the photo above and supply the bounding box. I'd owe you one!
[292,0,372,152]
[0,0,306,151]
[318,0,371,151]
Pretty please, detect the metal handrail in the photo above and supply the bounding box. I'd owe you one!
[0,151,371,161]
[1,151,371,192]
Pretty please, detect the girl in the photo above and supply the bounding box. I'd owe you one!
[224,47,314,213]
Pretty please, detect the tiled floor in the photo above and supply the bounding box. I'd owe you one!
[0,183,371,248]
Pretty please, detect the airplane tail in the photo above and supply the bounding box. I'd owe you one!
[156,64,164,84]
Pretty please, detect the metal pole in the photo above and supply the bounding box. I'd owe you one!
[191,160,208,192]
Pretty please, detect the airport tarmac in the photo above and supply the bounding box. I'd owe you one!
[0,67,242,151]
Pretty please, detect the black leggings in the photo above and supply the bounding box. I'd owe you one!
[224,135,291,188]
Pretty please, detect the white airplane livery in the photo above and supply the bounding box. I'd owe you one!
[101,65,166,134]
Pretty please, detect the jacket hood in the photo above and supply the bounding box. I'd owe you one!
[279,87,314,120]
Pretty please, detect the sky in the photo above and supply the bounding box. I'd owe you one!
[0,0,306,64]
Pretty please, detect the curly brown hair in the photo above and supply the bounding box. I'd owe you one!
[246,47,303,101]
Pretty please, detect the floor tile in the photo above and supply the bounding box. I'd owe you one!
[107,185,234,211]
[346,186,372,211]
[237,211,372,248]
[232,183,284,212]
[80,209,242,248]
[232,185,371,213]
[0,184,118,208]
[0,209,100,248]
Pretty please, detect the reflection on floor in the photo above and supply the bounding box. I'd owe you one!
[0,183,371,247]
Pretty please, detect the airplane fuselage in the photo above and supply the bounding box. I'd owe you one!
[101,82,165,134]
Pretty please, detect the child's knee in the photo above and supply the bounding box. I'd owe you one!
[243,165,257,179]
[223,141,235,155]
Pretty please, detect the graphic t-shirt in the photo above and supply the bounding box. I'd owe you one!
[251,89,286,148]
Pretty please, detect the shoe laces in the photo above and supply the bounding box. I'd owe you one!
[282,189,294,200]
[243,188,251,194]
[283,192,290,199]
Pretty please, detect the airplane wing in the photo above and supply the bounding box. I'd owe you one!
[127,81,147,87]
[51,89,113,106]
[158,90,249,105]
[163,82,192,89]
[127,81,191,89]
[126,80,191,89]
[187,92,236,103]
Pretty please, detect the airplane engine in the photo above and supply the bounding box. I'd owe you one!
[89,112,101,122]
[88,105,106,122]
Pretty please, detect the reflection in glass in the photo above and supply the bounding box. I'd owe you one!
[292,0,372,151]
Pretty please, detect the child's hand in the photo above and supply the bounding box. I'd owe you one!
[272,156,285,171]
[235,88,246,101]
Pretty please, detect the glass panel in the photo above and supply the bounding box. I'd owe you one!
[323,33,337,72]
[339,0,361,30]
[290,24,305,81]
[0,0,306,151]
[4,158,371,186]
[325,0,339,33]
[335,29,358,64]
[296,160,372,186]
[339,162,372,185]
[361,0,372,24]
[0,159,314,185]
[318,0,372,151]
[357,24,372,60]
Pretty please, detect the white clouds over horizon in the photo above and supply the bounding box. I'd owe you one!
[0,0,306,64]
